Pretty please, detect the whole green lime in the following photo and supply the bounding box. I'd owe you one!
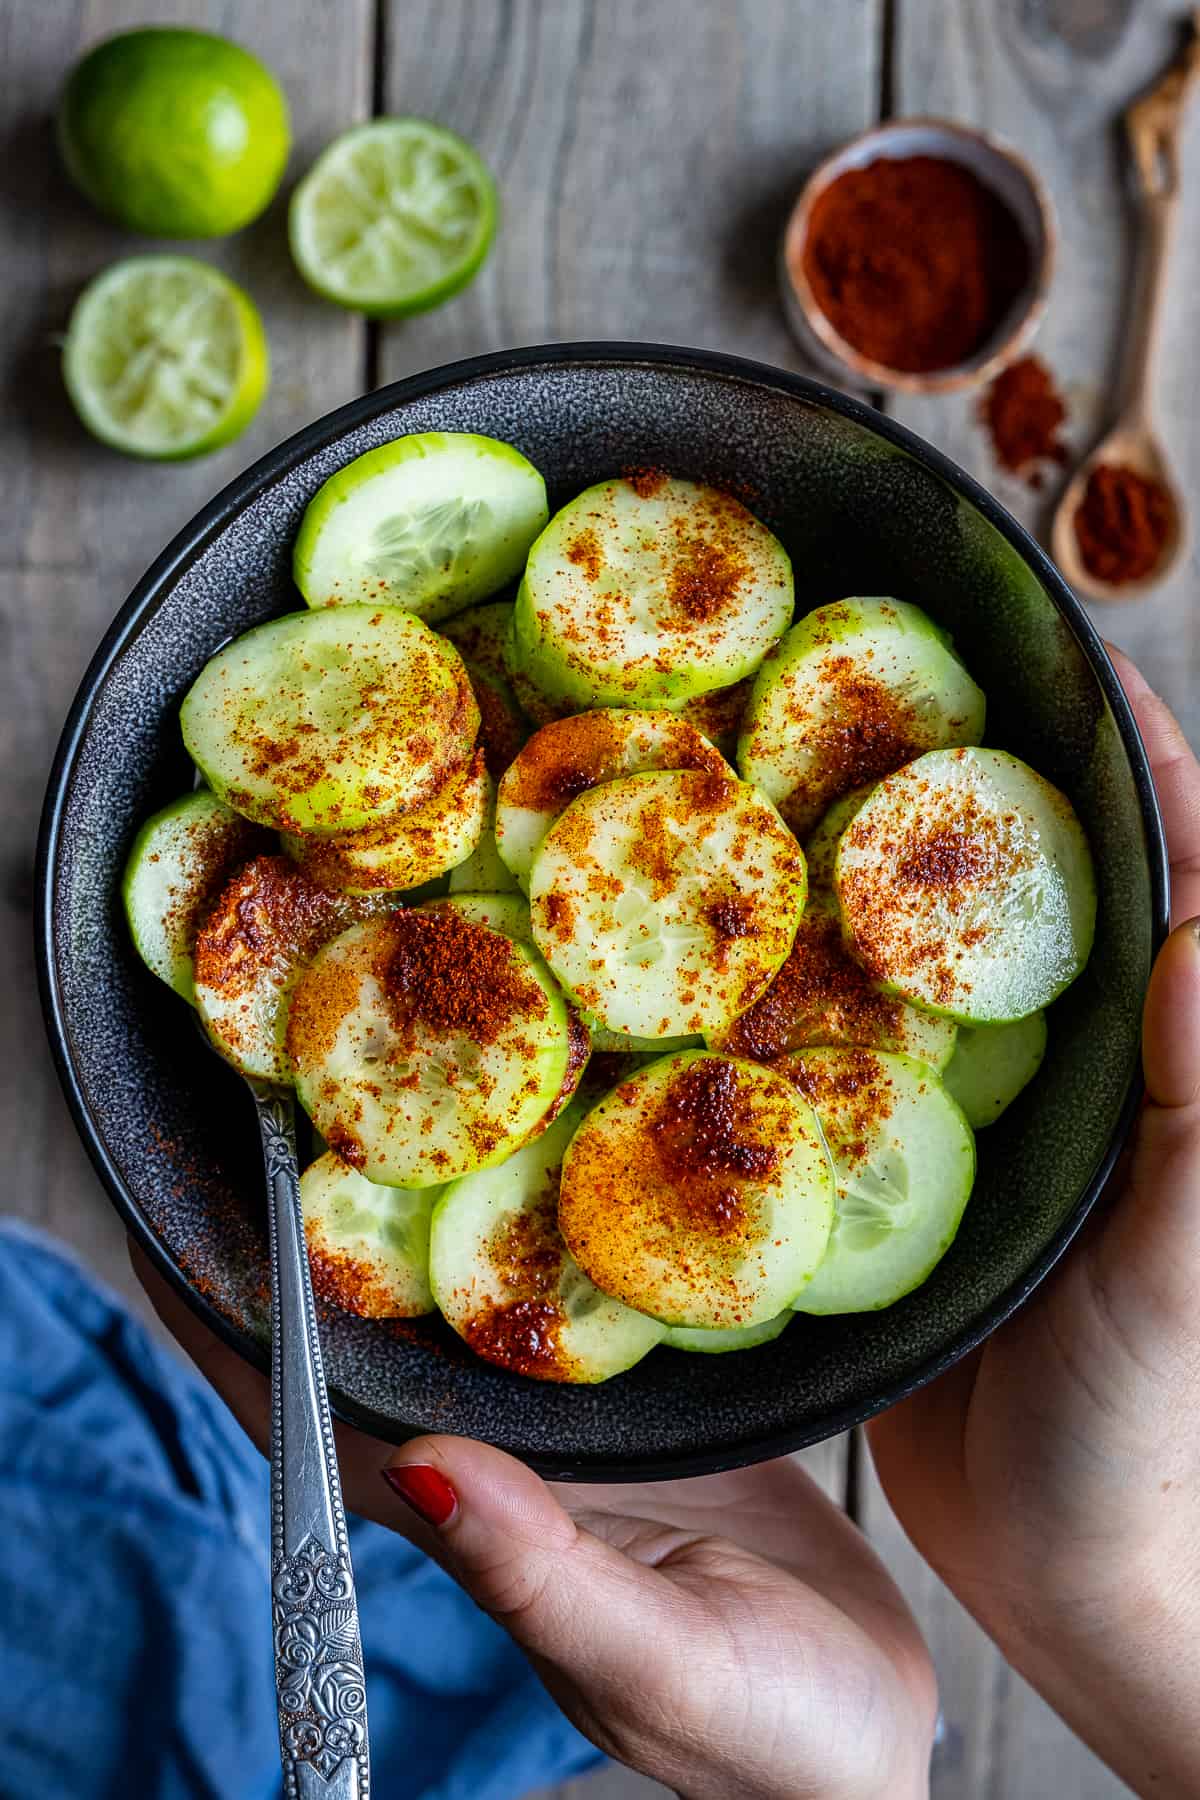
[57,28,290,238]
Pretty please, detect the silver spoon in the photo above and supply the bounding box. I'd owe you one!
[249,1075,371,1799]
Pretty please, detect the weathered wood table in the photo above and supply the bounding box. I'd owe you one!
[4,3,1195,1795]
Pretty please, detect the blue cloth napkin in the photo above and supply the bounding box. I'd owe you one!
[0,1222,602,1799]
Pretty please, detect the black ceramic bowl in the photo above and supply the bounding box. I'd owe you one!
[38,344,1168,1481]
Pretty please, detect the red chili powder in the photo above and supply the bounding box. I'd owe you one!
[800,154,1030,372]
[1073,462,1174,586]
[981,355,1069,486]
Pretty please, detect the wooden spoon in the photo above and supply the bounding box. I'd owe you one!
[1052,11,1199,602]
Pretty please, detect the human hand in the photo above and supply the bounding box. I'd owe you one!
[134,1249,936,1800]
[869,648,1200,1797]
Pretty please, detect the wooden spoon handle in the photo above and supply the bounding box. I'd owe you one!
[1119,13,1200,426]
[1119,191,1176,430]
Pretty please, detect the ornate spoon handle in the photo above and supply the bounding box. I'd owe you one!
[253,1083,370,1800]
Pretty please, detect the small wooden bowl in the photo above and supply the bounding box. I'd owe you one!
[779,118,1057,395]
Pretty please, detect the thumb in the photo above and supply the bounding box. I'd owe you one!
[1092,918,1200,1318]
[1142,917,1200,1112]
[377,1436,701,1690]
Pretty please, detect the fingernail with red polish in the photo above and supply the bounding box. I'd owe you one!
[381,1463,458,1526]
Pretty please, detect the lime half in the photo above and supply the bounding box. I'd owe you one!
[289,118,497,318]
[62,257,269,461]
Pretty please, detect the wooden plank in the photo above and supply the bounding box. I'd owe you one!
[855,1439,1131,1798]
[888,0,1199,746]
[0,0,374,1307]
[378,0,884,378]
[874,9,1181,1795]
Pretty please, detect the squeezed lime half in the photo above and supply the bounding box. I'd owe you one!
[62,256,269,460]
[289,118,497,317]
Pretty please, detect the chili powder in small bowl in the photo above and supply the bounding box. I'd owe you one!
[780,118,1055,395]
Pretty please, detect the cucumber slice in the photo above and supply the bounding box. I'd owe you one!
[559,1051,834,1329]
[287,908,571,1187]
[294,432,548,622]
[193,855,397,1081]
[708,894,957,1071]
[515,477,793,709]
[738,598,986,836]
[588,1026,702,1053]
[439,600,514,690]
[430,1102,665,1383]
[447,829,522,895]
[804,785,875,892]
[446,779,522,896]
[496,709,730,890]
[281,746,488,893]
[503,607,570,728]
[942,1012,1048,1128]
[419,891,592,1134]
[675,677,753,759]
[192,856,395,1068]
[300,1151,437,1318]
[785,1049,975,1314]
[529,769,806,1038]
[664,1311,792,1354]
[836,747,1096,1024]
[467,666,528,780]
[420,890,534,943]
[122,790,267,1001]
[181,605,478,835]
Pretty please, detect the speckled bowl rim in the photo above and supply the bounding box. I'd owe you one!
[36,342,1169,1481]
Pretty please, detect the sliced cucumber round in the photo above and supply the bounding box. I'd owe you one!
[193,855,397,1081]
[942,1012,1048,1128]
[294,432,549,622]
[447,831,522,894]
[446,776,522,896]
[496,708,729,890]
[181,605,478,835]
[287,908,571,1187]
[664,1311,792,1354]
[739,598,987,836]
[300,1151,437,1318]
[559,1051,834,1329]
[530,769,806,1038]
[281,746,489,894]
[439,600,515,690]
[836,747,1096,1024]
[419,890,591,1134]
[466,665,528,780]
[503,607,570,728]
[420,890,534,943]
[804,784,876,892]
[122,789,267,1001]
[514,477,793,709]
[675,677,753,759]
[708,894,957,1071]
[588,1025,703,1053]
[431,1101,665,1383]
[785,1049,975,1314]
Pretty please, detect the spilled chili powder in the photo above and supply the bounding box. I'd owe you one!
[800,154,1030,371]
[981,355,1069,486]
[1073,462,1173,585]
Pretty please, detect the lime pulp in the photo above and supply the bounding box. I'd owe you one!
[288,118,497,318]
[62,256,269,461]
